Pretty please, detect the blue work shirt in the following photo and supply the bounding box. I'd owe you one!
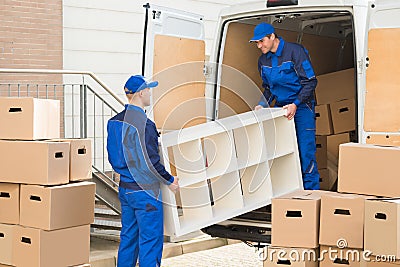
[106,104,174,188]
[258,37,317,107]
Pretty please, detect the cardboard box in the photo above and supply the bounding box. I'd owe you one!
[316,136,327,169]
[272,190,324,248]
[364,199,400,258]
[0,224,17,266]
[338,143,400,197]
[13,225,90,267]
[319,192,370,249]
[319,168,336,191]
[263,247,318,267]
[20,182,95,230]
[366,134,400,147]
[0,184,19,225]
[0,140,69,185]
[320,246,365,267]
[0,97,60,140]
[330,99,356,134]
[327,133,351,165]
[316,105,333,135]
[50,139,92,181]
[327,160,338,191]
[315,68,355,105]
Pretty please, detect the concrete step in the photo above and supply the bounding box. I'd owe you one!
[89,234,233,267]
[93,204,122,231]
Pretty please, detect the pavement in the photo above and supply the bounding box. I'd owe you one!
[89,232,264,267]
[161,241,263,267]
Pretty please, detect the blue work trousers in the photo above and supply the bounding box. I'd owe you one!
[293,102,320,190]
[117,187,164,267]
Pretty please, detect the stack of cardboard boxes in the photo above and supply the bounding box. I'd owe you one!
[0,97,95,267]
[319,191,371,267]
[339,142,400,267]
[264,142,400,267]
[315,68,356,190]
[266,190,322,267]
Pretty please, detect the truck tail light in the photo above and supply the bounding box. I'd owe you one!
[267,0,298,7]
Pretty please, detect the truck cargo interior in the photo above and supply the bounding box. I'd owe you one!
[219,11,358,174]
[217,10,356,121]
[203,10,359,243]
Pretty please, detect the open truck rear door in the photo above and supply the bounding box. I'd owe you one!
[363,0,400,145]
[143,4,207,132]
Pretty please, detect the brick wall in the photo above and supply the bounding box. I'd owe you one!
[0,0,63,85]
[0,0,64,135]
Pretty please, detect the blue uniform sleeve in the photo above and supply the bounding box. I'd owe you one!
[258,57,274,107]
[292,46,318,106]
[144,121,174,185]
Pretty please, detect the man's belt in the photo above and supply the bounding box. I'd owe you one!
[119,180,159,191]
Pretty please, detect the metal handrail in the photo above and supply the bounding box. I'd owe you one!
[0,68,125,105]
[86,84,119,113]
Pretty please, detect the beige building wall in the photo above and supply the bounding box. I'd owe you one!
[63,0,238,99]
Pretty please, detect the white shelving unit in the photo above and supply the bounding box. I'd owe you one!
[160,108,302,237]
[234,123,268,169]
[239,162,273,206]
[171,139,206,187]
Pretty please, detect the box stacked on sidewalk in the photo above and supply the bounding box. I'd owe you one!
[364,199,400,260]
[319,191,371,267]
[315,68,356,190]
[264,190,324,267]
[268,189,392,266]
[0,97,95,267]
[338,143,400,198]
[336,142,400,266]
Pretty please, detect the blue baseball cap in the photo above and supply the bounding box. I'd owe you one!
[249,22,275,42]
[124,75,158,94]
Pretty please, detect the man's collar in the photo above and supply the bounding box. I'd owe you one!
[266,37,285,58]
[275,37,285,56]
[125,104,145,113]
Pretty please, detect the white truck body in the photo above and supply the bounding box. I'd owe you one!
[144,0,400,241]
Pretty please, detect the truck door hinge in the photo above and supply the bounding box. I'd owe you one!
[357,59,364,74]
[203,63,213,77]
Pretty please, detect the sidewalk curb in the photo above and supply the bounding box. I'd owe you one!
[90,234,237,266]
[163,236,228,258]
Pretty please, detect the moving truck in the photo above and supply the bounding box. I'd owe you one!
[142,0,400,243]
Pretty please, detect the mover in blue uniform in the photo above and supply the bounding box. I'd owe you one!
[250,22,320,190]
[107,75,179,267]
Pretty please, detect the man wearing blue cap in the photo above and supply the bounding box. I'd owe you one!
[107,75,179,267]
[250,22,320,190]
